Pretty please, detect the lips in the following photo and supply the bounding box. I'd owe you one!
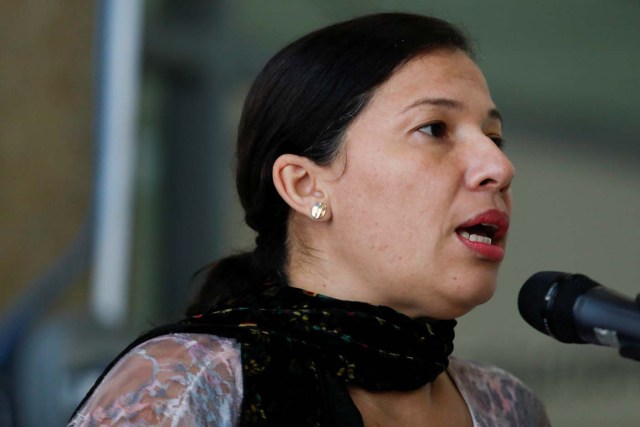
[455,209,510,261]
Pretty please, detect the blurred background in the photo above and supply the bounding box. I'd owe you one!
[1,0,638,425]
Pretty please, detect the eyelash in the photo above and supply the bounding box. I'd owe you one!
[418,121,448,138]
[417,121,506,150]
[491,135,506,150]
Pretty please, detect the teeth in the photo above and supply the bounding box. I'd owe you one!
[459,231,492,245]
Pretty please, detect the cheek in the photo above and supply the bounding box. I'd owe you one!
[343,163,417,220]
[339,168,440,258]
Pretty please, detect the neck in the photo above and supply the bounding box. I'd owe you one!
[286,234,396,311]
[285,223,446,319]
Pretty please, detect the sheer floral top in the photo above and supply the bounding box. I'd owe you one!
[69,333,550,426]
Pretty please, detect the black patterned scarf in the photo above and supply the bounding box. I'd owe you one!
[184,284,455,425]
[72,283,456,426]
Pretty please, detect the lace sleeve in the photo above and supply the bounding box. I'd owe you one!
[69,333,243,427]
[448,357,551,427]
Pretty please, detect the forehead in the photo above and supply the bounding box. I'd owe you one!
[368,49,493,111]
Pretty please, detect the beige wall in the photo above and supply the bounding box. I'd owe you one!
[0,1,94,311]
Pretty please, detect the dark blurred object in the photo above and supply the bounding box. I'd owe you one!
[519,271,640,361]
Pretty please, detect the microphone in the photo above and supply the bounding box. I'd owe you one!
[518,271,640,361]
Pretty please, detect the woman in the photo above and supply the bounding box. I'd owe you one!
[70,13,550,426]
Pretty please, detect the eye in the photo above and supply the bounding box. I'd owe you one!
[489,135,506,150]
[418,121,447,138]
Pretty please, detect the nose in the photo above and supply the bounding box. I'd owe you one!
[464,136,515,193]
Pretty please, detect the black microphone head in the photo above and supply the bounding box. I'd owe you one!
[518,271,599,343]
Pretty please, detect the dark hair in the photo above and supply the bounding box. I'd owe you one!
[187,12,473,314]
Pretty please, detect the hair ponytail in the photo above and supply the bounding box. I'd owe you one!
[186,252,262,315]
[186,216,289,315]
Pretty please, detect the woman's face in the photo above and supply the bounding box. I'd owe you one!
[323,49,514,319]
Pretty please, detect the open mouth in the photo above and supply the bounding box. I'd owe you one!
[455,209,509,248]
[456,223,499,245]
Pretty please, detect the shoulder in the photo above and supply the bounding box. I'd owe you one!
[69,333,243,427]
[448,357,551,427]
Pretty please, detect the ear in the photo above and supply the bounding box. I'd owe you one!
[272,154,331,221]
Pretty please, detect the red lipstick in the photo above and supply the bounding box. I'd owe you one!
[455,209,510,261]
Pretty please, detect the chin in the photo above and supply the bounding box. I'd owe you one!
[394,271,498,319]
[437,279,497,320]
[404,291,494,320]
[461,281,497,314]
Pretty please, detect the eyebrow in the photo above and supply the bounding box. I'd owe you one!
[488,108,503,126]
[401,97,504,126]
